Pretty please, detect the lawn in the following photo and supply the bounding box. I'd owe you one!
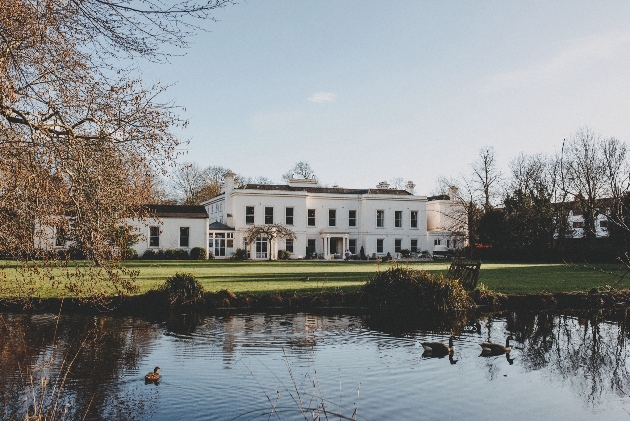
[125,260,630,295]
[2,260,629,298]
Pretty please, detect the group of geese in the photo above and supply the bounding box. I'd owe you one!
[144,336,511,383]
[421,335,514,357]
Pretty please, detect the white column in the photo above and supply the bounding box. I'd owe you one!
[326,236,331,259]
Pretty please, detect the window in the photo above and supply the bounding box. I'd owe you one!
[180,227,190,248]
[600,219,608,228]
[349,239,356,254]
[265,207,274,224]
[55,227,66,247]
[395,239,402,253]
[446,239,450,248]
[410,211,418,228]
[285,207,294,225]
[286,239,294,253]
[395,211,402,228]
[573,221,584,228]
[434,238,441,246]
[149,226,160,247]
[452,239,457,248]
[255,238,268,259]
[376,210,384,227]
[349,210,357,227]
[377,239,384,253]
[214,233,226,257]
[329,209,336,226]
[307,238,316,256]
[246,206,255,224]
[410,239,418,253]
[308,209,316,226]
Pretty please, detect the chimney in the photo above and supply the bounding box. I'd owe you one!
[448,186,458,201]
[223,170,236,194]
[377,181,390,189]
[405,181,416,195]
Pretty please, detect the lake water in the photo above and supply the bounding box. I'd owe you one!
[2,310,630,420]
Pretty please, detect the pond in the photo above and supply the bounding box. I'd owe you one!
[2,310,630,420]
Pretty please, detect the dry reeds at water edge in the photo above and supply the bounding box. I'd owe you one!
[1,312,92,421]
[361,265,474,311]
[232,347,367,421]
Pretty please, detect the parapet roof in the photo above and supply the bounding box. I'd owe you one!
[237,184,413,196]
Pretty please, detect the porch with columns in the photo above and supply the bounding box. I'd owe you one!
[320,231,350,260]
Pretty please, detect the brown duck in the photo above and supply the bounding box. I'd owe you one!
[145,366,161,382]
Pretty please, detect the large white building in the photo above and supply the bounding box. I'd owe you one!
[202,172,464,260]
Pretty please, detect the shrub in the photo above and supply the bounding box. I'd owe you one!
[165,248,189,260]
[277,249,291,260]
[400,248,410,258]
[231,248,247,260]
[122,247,138,260]
[385,252,392,261]
[360,246,366,260]
[190,247,207,260]
[208,250,215,260]
[362,265,473,311]
[161,272,205,307]
[142,249,157,260]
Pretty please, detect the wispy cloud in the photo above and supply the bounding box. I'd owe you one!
[308,92,337,104]
[489,30,630,89]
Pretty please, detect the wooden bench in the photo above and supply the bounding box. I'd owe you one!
[447,259,481,291]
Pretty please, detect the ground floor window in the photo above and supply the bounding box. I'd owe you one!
[256,238,268,259]
[410,239,418,253]
[377,239,384,253]
[55,227,66,247]
[307,239,316,257]
[286,239,293,253]
[434,238,441,246]
[149,226,160,247]
[395,239,402,253]
[349,239,356,254]
[210,232,234,257]
[180,227,189,248]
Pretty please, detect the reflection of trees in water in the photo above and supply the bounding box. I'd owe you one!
[508,311,630,407]
[0,313,160,420]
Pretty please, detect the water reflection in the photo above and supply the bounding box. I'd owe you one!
[1,310,630,419]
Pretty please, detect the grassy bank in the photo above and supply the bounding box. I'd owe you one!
[1,260,629,299]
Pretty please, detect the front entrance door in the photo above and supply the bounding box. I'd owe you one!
[330,238,338,254]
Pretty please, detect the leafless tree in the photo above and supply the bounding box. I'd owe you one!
[243,224,296,260]
[471,146,502,210]
[281,161,318,184]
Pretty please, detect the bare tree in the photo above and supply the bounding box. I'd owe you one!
[281,161,318,184]
[471,146,502,210]
[243,224,296,260]
[0,0,233,301]
[561,128,608,240]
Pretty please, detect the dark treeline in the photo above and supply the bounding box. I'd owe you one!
[438,128,630,262]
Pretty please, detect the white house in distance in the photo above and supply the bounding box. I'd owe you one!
[127,205,210,257]
[202,171,465,260]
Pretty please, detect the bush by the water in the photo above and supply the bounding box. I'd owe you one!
[161,272,205,306]
[362,266,473,311]
[190,247,207,260]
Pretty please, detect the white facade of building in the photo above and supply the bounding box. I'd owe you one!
[203,172,465,260]
[127,205,210,257]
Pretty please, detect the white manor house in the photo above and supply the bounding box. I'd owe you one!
[201,172,465,260]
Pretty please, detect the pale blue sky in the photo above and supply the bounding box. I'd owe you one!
[140,1,630,193]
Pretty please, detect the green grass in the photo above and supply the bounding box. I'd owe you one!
[2,260,630,298]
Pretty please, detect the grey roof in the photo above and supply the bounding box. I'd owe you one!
[209,221,235,230]
[145,205,208,218]
[427,194,450,201]
[238,184,413,196]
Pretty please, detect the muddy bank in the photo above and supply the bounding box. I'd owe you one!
[3,288,630,315]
